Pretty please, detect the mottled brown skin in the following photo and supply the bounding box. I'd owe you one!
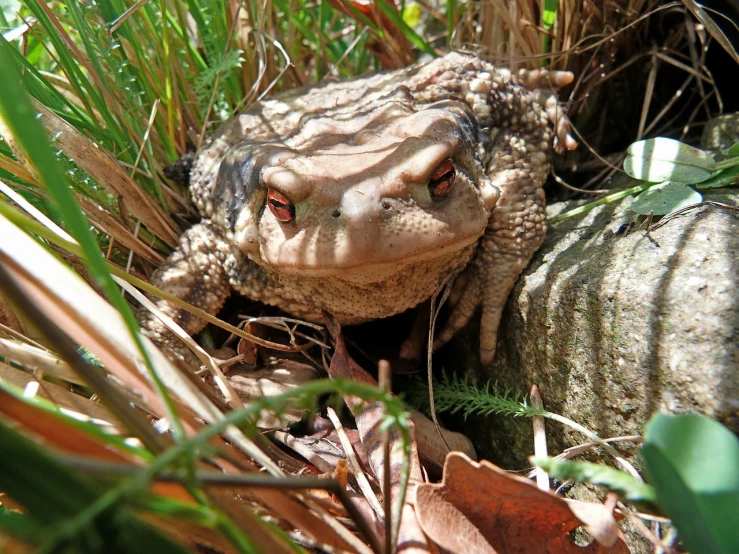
[141,52,575,365]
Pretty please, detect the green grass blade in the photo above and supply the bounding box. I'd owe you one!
[376,0,435,56]
[533,457,657,503]
[540,0,558,59]
[0,34,185,442]
[0,420,100,524]
[0,508,43,548]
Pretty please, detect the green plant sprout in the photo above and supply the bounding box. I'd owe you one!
[624,137,739,215]
[549,137,739,224]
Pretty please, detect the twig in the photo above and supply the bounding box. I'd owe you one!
[617,501,677,554]
[426,275,454,454]
[650,201,739,230]
[378,360,392,554]
[530,385,549,491]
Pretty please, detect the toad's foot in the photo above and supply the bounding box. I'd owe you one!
[137,221,232,367]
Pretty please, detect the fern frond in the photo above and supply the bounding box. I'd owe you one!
[409,372,543,420]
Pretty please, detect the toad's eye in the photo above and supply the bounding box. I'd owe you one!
[267,189,295,222]
[428,159,456,198]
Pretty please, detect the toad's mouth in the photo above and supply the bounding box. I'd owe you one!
[258,232,482,281]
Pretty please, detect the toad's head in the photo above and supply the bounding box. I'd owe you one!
[209,96,498,283]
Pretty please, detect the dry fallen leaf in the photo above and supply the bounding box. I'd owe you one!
[228,363,318,428]
[415,452,630,554]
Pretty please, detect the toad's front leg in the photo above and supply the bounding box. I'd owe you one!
[434,133,548,364]
[138,221,233,364]
[435,85,574,365]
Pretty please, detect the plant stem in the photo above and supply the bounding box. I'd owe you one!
[548,181,655,224]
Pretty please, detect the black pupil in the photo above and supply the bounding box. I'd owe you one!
[433,171,452,185]
[430,170,453,194]
[268,193,295,220]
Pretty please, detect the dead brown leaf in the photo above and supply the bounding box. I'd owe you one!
[228,363,318,428]
[415,452,630,554]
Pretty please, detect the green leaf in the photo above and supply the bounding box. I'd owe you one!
[630,181,702,215]
[532,457,656,503]
[642,414,739,554]
[723,141,739,157]
[695,163,739,190]
[624,137,716,184]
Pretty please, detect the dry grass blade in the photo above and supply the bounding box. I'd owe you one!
[2,176,163,271]
[0,209,282,467]
[0,337,84,386]
[0,152,37,183]
[530,385,549,491]
[0,213,180,449]
[326,406,384,519]
[124,282,244,409]
[31,102,180,246]
[0,341,151,425]
[479,0,538,63]
[144,514,241,554]
[0,364,121,426]
[199,489,307,554]
[681,0,739,64]
[76,195,165,266]
[0,388,136,463]
[0,390,285,553]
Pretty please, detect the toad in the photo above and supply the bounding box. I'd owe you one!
[140,52,576,365]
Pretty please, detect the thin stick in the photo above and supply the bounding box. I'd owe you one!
[427,276,454,453]
[530,385,549,491]
[378,360,392,554]
[617,501,676,554]
[58,455,382,554]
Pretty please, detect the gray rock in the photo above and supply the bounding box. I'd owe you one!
[701,112,739,153]
[437,114,739,554]
[446,188,739,468]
